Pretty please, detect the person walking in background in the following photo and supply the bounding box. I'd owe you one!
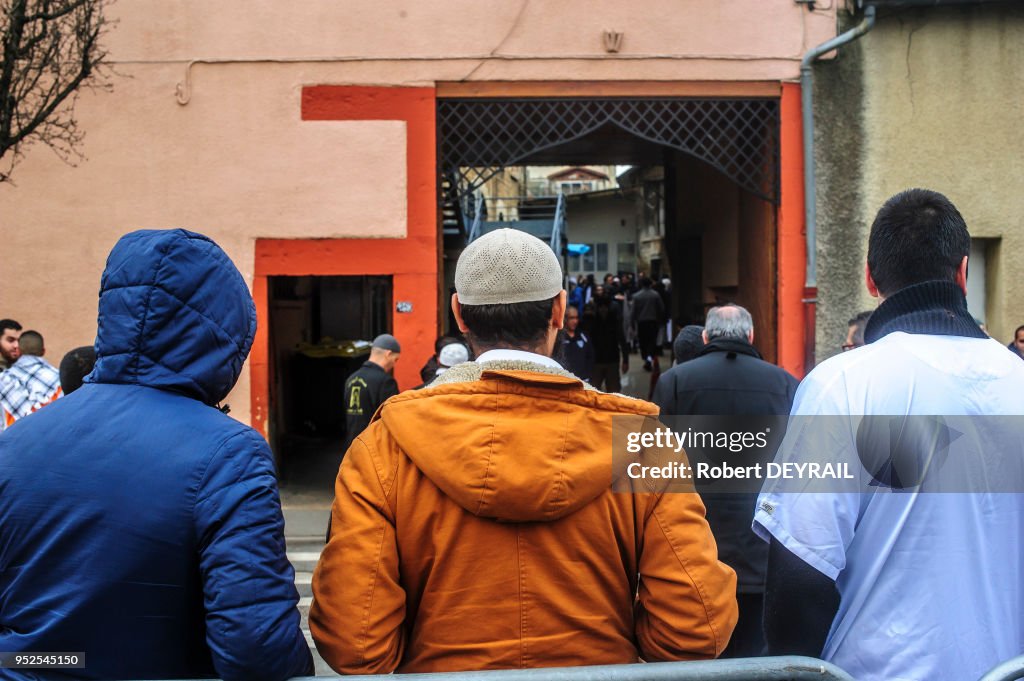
[659,277,673,351]
[622,272,637,296]
[0,229,311,680]
[569,275,587,312]
[311,228,737,674]
[0,319,21,372]
[343,334,400,451]
[653,305,797,657]
[620,276,637,353]
[589,284,630,392]
[632,276,665,372]
[556,304,595,382]
[584,273,596,305]
[672,325,705,366]
[0,330,62,430]
[756,189,1024,680]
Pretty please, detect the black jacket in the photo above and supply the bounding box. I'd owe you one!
[344,360,399,449]
[652,338,798,592]
[589,297,629,364]
[631,287,665,323]
[419,355,440,383]
[556,329,595,381]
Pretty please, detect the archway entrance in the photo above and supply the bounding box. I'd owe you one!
[437,95,781,363]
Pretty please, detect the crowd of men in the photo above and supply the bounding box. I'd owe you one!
[0,321,96,430]
[2,189,1024,681]
[563,273,671,373]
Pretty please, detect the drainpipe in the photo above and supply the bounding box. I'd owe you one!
[800,4,877,370]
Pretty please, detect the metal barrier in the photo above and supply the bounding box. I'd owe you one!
[979,655,1024,681]
[230,657,854,681]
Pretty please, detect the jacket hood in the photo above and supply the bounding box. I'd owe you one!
[87,229,256,405]
[379,360,654,522]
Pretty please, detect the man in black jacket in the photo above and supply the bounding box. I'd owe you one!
[344,334,401,450]
[652,304,798,657]
[556,305,595,382]
[631,277,665,371]
[589,285,629,392]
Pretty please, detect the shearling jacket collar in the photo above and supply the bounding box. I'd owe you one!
[430,358,605,393]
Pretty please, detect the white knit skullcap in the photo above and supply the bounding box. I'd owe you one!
[455,229,564,305]
[437,342,469,368]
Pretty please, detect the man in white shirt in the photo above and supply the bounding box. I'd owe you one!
[0,330,62,430]
[754,188,1024,681]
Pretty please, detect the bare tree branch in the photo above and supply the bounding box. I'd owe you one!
[0,0,113,182]
[25,0,90,23]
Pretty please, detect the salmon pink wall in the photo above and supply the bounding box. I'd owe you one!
[0,1,831,430]
[250,86,436,438]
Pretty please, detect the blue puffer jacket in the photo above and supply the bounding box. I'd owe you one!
[0,230,312,680]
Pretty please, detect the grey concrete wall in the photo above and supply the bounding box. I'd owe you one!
[814,11,871,361]
[815,4,1024,359]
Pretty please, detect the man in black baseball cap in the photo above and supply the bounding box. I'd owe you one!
[342,334,401,450]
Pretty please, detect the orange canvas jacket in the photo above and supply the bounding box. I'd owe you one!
[310,360,738,674]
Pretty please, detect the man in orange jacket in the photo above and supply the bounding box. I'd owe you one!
[310,229,737,674]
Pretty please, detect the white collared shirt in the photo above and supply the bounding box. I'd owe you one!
[475,348,562,370]
[754,332,1024,681]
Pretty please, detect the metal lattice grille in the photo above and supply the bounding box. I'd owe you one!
[438,98,780,205]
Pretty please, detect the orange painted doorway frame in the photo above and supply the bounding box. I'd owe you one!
[777,82,807,379]
[249,86,437,438]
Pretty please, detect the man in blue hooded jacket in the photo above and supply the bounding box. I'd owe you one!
[0,229,312,680]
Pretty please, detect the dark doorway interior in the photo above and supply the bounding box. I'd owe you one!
[268,275,393,497]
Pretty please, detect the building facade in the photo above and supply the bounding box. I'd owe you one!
[0,0,845,443]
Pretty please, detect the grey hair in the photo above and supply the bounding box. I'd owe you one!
[705,304,753,342]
